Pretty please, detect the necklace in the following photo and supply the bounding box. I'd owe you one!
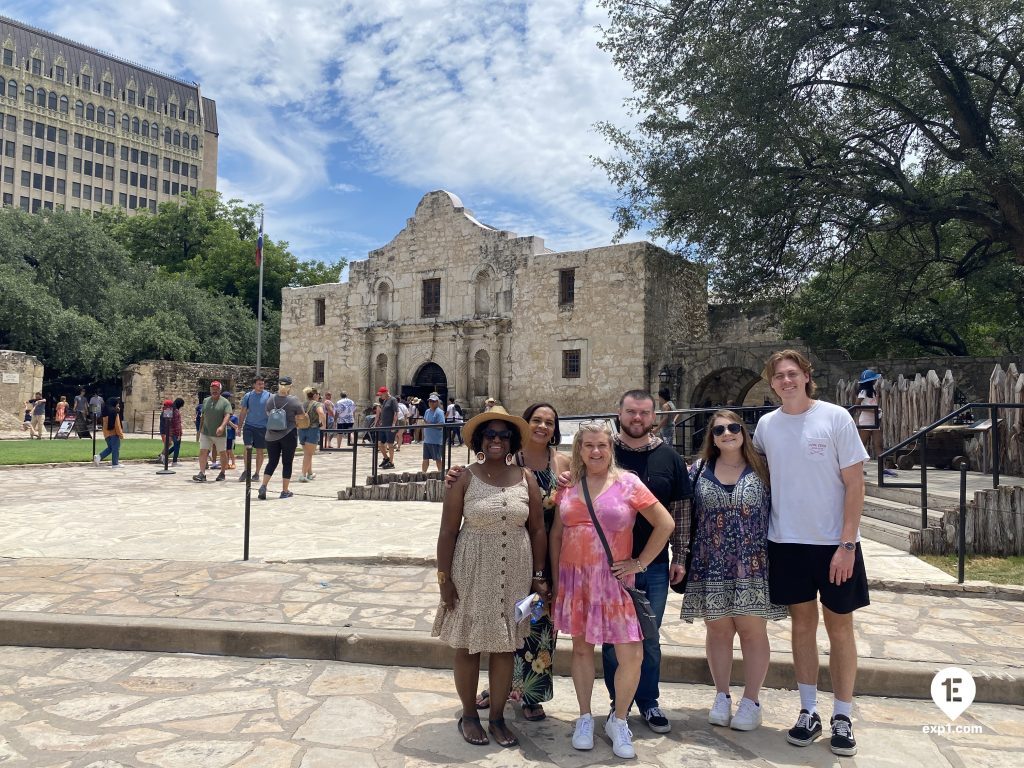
[718,459,745,469]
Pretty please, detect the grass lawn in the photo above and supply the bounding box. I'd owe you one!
[919,554,1024,585]
[0,437,201,465]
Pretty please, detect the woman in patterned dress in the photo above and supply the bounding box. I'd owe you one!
[550,420,674,759]
[683,409,787,732]
[433,408,547,748]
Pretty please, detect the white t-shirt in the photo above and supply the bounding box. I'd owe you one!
[753,400,869,545]
[856,389,879,427]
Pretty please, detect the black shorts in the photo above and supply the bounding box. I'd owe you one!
[378,428,395,444]
[243,423,267,449]
[767,541,870,614]
[423,443,443,461]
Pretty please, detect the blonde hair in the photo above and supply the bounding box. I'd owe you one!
[699,409,770,486]
[569,419,621,485]
[763,348,817,397]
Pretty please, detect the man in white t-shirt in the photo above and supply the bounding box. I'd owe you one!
[752,349,869,758]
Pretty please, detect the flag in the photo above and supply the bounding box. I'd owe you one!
[255,214,264,268]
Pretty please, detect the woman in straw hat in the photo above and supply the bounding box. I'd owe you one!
[433,406,547,748]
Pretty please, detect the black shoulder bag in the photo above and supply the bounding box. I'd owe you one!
[580,478,659,640]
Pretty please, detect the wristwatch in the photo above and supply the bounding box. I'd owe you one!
[839,541,856,552]
[436,571,447,584]
[532,570,546,579]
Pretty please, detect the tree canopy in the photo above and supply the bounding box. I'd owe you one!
[597,0,1024,314]
[0,194,340,383]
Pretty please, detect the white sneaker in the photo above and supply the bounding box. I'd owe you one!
[604,714,635,759]
[571,713,594,750]
[730,697,762,731]
[92,454,100,465]
[708,692,731,726]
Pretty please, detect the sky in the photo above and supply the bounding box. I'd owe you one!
[2,0,644,271]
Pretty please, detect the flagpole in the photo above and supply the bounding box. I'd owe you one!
[255,210,265,376]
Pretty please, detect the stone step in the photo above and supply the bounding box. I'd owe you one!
[863,497,945,530]
[865,480,959,511]
[860,516,919,553]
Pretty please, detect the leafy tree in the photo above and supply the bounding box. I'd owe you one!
[597,0,1024,300]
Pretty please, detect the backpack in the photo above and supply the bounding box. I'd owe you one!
[267,395,288,431]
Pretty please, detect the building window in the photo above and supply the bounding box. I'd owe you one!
[422,278,441,317]
[559,268,575,306]
[562,349,582,379]
[314,298,326,326]
[103,81,112,97]
[313,360,325,383]
[31,58,42,75]
[81,74,91,91]
[55,65,65,82]
[3,49,12,67]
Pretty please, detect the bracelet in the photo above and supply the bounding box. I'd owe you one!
[634,559,647,573]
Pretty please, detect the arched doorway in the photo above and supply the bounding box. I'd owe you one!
[691,366,773,409]
[404,362,449,411]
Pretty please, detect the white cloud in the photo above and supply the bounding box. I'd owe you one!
[23,1,641,255]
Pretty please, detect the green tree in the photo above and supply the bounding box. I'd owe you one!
[597,0,1024,300]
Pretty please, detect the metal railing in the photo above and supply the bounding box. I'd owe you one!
[877,402,1024,529]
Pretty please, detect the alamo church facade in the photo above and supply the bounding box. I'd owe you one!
[279,191,711,415]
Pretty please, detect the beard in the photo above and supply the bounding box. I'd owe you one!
[620,421,651,439]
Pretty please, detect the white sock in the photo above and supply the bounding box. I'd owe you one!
[833,698,853,719]
[798,683,818,714]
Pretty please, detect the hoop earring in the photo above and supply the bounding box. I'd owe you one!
[475,452,486,464]
[505,453,515,466]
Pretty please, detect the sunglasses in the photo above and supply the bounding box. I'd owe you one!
[711,423,743,437]
[482,429,513,440]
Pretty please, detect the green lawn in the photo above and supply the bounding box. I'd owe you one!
[0,438,201,465]
[919,554,1024,585]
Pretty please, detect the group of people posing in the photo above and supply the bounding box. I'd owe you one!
[432,349,869,759]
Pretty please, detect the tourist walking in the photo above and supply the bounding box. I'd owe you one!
[446,397,464,446]
[193,381,232,483]
[334,391,355,446]
[298,387,325,482]
[93,397,125,467]
[656,388,677,446]
[550,419,674,759]
[432,407,547,749]
[167,398,184,465]
[258,377,303,500]
[238,376,271,480]
[54,396,68,423]
[420,393,446,473]
[375,386,399,469]
[753,349,870,756]
[28,393,46,439]
[684,409,786,732]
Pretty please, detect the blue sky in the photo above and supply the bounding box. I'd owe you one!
[3,1,643,271]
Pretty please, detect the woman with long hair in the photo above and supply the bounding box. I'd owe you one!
[433,407,547,748]
[258,377,303,500]
[475,402,570,721]
[551,420,674,759]
[93,397,125,467]
[298,387,325,482]
[684,409,786,731]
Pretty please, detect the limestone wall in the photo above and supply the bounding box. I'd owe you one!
[121,361,278,434]
[0,350,44,429]
[708,302,783,343]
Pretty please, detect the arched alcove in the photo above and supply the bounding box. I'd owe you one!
[472,350,490,398]
[376,281,392,322]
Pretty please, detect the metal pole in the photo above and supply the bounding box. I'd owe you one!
[958,462,968,584]
[243,447,252,561]
[351,428,358,490]
[990,406,1000,489]
[91,411,97,458]
[919,433,929,529]
[255,210,265,377]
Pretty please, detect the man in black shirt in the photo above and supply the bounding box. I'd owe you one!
[376,386,398,469]
[603,389,693,734]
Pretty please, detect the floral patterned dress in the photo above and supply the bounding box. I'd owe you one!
[510,452,557,704]
[553,472,658,645]
[681,460,787,622]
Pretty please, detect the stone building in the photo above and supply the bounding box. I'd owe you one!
[0,14,217,214]
[0,349,43,428]
[280,191,709,416]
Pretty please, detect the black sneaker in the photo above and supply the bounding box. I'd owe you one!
[215,471,226,481]
[192,473,207,483]
[641,706,671,734]
[830,714,857,756]
[257,485,267,500]
[786,709,822,747]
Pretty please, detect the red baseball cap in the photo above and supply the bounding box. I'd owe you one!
[377,386,388,395]
[211,380,222,388]
[163,399,173,407]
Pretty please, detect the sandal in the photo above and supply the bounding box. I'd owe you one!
[458,716,488,746]
[521,702,546,721]
[475,689,490,710]
[488,718,519,748]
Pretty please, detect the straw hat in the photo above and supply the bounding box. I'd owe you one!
[462,405,530,446]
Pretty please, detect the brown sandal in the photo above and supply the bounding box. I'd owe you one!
[458,716,488,746]
[521,702,546,721]
[488,718,519,748]
[475,689,490,710]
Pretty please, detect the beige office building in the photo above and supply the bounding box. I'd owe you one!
[0,15,217,214]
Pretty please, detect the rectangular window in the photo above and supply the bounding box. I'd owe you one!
[139,196,147,208]
[149,176,157,191]
[163,157,170,171]
[121,145,129,161]
[105,189,114,205]
[31,198,41,213]
[57,153,66,170]
[20,169,30,186]
[107,143,114,158]
[81,75,91,91]
[171,181,179,195]
[2,192,11,206]
[4,140,15,158]
[147,95,155,111]
[140,150,148,166]
[3,49,13,66]
[58,129,68,145]
[314,298,326,326]
[127,90,136,105]
[56,178,65,194]
[103,81,112,98]
[119,192,127,207]
[84,136,94,152]
[313,360,325,383]
[19,196,29,211]
[172,159,179,174]
[73,157,82,173]
[129,194,137,209]
[150,154,158,169]
[74,133,83,149]
[72,182,81,197]
[131,148,139,163]
[34,122,44,139]
[83,185,92,201]
[3,167,12,183]
[119,168,128,184]
[140,173,148,188]
[45,150,55,167]
[562,349,582,379]
[22,119,32,136]
[148,198,156,212]
[84,160,93,176]
[106,165,113,181]
[34,147,43,164]
[130,171,138,186]
[95,163,103,178]
[95,139,104,155]
[32,173,42,190]
[44,176,54,192]
[32,58,42,75]
[46,125,56,142]
[421,278,441,317]
[55,65,65,82]
[190,164,198,179]
[559,268,576,306]
[6,115,14,131]
[162,179,170,194]
[21,145,31,161]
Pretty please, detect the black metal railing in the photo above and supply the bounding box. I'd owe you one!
[877,402,1024,529]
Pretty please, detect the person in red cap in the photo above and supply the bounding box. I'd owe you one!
[375,385,398,470]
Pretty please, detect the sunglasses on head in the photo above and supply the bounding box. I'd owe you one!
[712,423,743,437]
[482,428,513,440]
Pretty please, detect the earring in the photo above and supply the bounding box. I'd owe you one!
[505,453,515,466]
[475,452,486,464]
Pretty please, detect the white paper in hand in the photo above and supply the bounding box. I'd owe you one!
[514,593,540,623]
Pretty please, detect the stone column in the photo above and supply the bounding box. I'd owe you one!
[390,333,400,394]
[489,331,502,403]
[360,331,373,406]
[456,327,469,402]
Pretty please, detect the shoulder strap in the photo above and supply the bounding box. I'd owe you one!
[580,479,615,568]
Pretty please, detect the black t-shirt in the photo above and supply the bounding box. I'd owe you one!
[614,441,692,564]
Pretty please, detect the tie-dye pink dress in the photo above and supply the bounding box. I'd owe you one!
[553,472,658,645]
